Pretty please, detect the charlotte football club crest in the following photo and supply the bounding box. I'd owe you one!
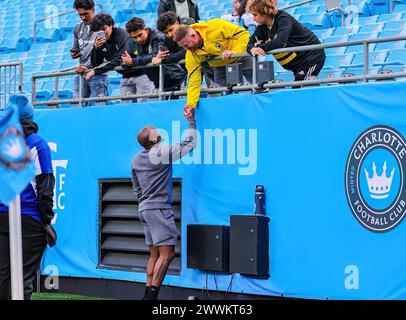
[0,126,30,171]
[345,125,406,232]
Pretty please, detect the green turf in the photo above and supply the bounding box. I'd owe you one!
[32,292,112,300]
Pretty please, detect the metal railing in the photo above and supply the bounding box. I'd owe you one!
[33,4,104,43]
[31,35,406,108]
[0,62,23,110]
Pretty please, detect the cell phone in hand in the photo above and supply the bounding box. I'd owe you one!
[95,30,106,40]
[159,45,168,52]
[70,49,80,54]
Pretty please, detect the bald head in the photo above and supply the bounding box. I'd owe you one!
[137,126,162,149]
[175,24,202,51]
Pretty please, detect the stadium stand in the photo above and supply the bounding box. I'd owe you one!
[0,0,406,106]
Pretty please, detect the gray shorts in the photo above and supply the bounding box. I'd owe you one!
[139,209,179,246]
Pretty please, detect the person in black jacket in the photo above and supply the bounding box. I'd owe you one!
[122,17,186,100]
[246,0,325,82]
[86,14,133,83]
[158,0,200,22]
[0,95,56,300]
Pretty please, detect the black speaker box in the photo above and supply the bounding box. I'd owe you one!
[257,61,275,83]
[187,224,230,273]
[225,63,243,85]
[230,215,270,278]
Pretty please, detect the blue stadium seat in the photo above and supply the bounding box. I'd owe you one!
[343,66,382,75]
[380,65,406,73]
[333,26,359,36]
[275,71,294,82]
[384,20,406,30]
[324,53,355,69]
[300,13,331,30]
[294,6,320,15]
[317,69,343,79]
[313,28,335,40]
[35,90,52,102]
[369,0,390,15]
[323,35,349,55]
[351,50,389,66]
[376,30,406,51]
[358,23,384,34]
[346,32,380,53]
[393,4,406,13]
[358,15,379,25]
[381,48,406,65]
[377,12,404,22]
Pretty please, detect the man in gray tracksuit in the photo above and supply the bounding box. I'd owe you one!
[131,115,197,300]
[71,0,108,99]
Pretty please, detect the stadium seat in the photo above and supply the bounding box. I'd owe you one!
[381,48,406,65]
[346,32,380,53]
[343,66,382,76]
[350,50,389,66]
[375,30,406,51]
[380,65,406,73]
[357,15,379,25]
[323,35,350,55]
[384,20,406,31]
[369,0,390,15]
[324,53,355,69]
[300,13,331,30]
[333,26,359,36]
[317,69,343,79]
[377,12,404,22]
[275,71,294,82]
[358,23,384,34]
[313,28,335,40]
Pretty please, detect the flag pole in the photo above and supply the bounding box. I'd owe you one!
[9,194,24,300]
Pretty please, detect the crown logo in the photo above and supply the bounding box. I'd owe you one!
[1,137,24,160]
[364,161,395,199]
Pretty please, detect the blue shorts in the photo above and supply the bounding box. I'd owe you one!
[139,209,179,246]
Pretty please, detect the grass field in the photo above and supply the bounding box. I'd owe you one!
[32,293,112,300]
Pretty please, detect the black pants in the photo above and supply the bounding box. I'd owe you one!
[0,214,46,300]
[293,54,326,82]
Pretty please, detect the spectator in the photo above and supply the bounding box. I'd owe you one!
[122,17,186,101]
[221,0,255,29]
[158,0,200,22]
[71,0,108,100]
[155,12,215,87]
[174,20,253,120]
[131,113,196,300]
[0,95,56,300]
[86,14,132,85]
[246,0,325,82]
[155,12,194,67]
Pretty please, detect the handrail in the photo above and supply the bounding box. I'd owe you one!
[31,35,406,107]
[0,62,23,109]
[33,3,103,43]
[110,35,406,72]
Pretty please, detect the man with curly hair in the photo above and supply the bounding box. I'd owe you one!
[246,0,325,82]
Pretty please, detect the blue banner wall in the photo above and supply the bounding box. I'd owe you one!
[36,81,406,300]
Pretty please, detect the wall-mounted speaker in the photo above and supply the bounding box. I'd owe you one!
[229,215,270,278]
[187,224,230,273]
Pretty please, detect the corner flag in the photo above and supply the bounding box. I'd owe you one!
[0,102,35,205]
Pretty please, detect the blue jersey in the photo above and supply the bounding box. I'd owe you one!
[0,133,53,221]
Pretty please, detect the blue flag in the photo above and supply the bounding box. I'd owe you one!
[0,103,35,205]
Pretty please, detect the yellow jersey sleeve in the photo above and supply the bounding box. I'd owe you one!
[185,50,203,109]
